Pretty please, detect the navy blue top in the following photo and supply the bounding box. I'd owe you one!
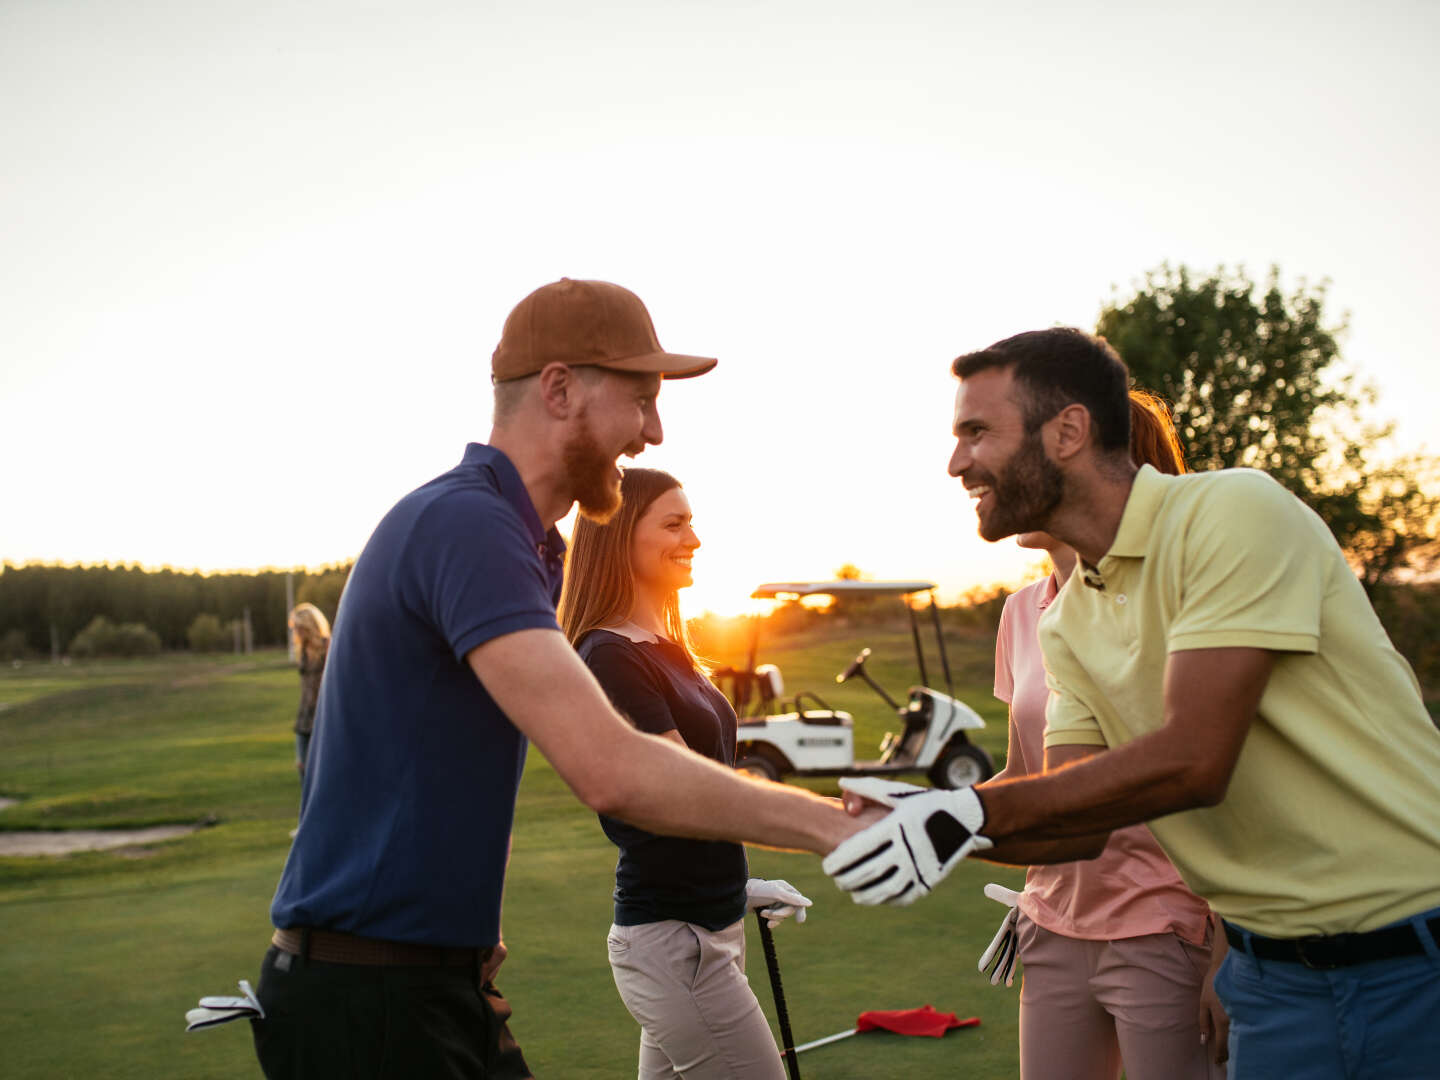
[271,444,566,947]
[578,630,748,931]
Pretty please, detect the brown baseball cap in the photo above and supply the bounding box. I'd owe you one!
[491,278,718,383]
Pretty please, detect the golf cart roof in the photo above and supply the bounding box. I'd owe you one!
[751,580,938,600]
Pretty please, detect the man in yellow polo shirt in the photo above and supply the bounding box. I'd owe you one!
[823,327,1440,1078]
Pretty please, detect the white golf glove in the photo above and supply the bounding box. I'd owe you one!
[184,979,265,1032]
[978,883,1022,987]
[746,877,812,928]
[822,778,992,906]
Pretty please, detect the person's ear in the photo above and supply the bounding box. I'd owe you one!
[537,363,579,419]
[1049,403,1091,462]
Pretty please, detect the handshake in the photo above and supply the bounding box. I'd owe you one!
[822,778,992,905]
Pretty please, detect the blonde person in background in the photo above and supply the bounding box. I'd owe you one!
[288,602,330,780]
[559,467,809,1080]
[979,391,1226,1080]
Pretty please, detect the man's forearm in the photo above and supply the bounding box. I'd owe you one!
[600,726,866,854]
[977,647,1272,843]
[470,628,877,856]
[980,831,1110,866]
[976,731,1215,843]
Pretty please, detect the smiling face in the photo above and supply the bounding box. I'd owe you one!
[629,486,700,596]
[566,369,664,521]
[949,366,1065,542]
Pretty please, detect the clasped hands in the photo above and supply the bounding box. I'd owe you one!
[822,778,992,906]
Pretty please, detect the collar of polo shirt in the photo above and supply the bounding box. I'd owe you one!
[1104,464,1169,560]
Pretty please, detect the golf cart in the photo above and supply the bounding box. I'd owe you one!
[716,581,995,790]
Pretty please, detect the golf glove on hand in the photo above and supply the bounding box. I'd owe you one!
[746,877,812,928]
[978,883,1022,987]
[823,778,992,906]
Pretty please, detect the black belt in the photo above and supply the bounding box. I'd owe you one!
[273,927,492,968]
[1224,917,1440,970]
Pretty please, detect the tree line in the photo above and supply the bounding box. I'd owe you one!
[0,562,352,658]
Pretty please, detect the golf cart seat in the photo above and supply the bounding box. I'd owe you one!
[712,663,784,714]
[737,709,853,728]
[778,709,850,726]
[755,664,783,704]
[879,694,932,764]
[721,660,845,720]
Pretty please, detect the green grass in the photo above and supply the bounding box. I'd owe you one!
[0,639,1024,1079]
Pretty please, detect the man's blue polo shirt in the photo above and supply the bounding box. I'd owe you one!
[270,444,566,947]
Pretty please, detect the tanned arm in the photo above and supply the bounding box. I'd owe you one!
[981,708,1023,786]
[974,647,1275,847]
[468,628,877,854]
[979,743,1111,866]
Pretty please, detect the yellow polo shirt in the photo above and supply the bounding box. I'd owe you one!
[1040,465,1440,937]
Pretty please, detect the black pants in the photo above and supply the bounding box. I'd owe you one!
[251,946,532,1079]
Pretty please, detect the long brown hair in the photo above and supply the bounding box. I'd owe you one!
[559,467,705,670]
[1130,389,1187,474]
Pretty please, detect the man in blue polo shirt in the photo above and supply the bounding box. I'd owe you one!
[253,279,877,1079]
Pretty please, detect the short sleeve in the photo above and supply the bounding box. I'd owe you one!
[1043,684,1107,748]
[407,491,561,662]
[993,593,1018,704]
[582,640,677,736]
[1040,628,1107,749]
[1167,473,1325,655]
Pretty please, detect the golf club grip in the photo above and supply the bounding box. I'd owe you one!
[756,911,802,1080]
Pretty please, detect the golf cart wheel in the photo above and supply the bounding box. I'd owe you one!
[735,753,783,783]
[929,743,994,789]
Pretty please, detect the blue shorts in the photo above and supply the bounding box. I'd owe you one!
[1216,907,1440,1079]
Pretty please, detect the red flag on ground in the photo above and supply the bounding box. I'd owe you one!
[855,1005,981,1038]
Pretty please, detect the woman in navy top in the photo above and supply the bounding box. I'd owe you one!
[559,467,810,1080]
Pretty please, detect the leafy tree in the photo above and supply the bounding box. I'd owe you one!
[1097,264,1439,592]
[1339,457,1440,594]
[186,613,234,653]
[1371,582,1440,713]
[296,566,350,624]
[1,628,28,661]
[68,616,162,658]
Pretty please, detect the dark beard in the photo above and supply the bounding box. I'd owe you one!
[563,416,622,523]
[977,432,1064,541]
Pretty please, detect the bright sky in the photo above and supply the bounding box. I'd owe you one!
[3,0,1436,615]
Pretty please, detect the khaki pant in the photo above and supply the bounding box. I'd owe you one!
[607,919,785,1080]
[1016,914,1224,1080]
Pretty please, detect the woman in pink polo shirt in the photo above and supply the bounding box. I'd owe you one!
[985,390,1227,1080]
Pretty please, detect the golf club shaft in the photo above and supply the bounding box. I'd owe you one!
[756,911,801,1080]
[794,1027,858,1053]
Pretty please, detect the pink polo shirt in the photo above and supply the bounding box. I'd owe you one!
[994,575,1211,945]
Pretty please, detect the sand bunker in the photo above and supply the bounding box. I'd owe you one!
[0,824,200,856]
